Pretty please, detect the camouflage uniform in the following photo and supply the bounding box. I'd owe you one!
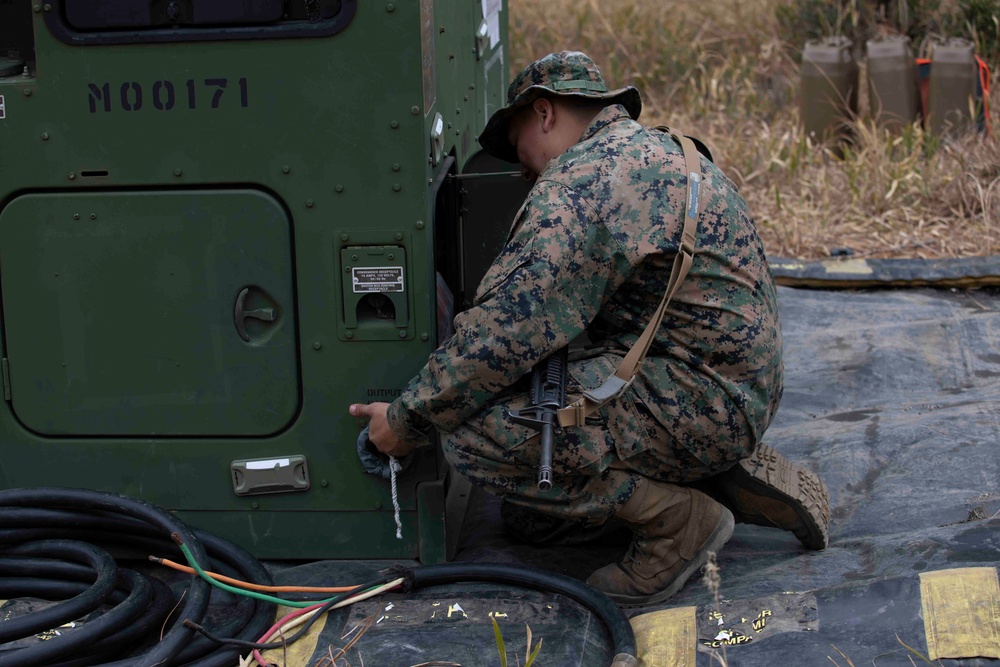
[385,68,782,525]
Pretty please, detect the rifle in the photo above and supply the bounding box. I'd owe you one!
[509,347,568,491]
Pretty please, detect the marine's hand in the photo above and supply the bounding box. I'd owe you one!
[349,402,414,458]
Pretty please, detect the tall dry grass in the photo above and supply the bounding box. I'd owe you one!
[508,0,1000,260]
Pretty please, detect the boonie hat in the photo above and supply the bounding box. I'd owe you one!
[478,51,642,163]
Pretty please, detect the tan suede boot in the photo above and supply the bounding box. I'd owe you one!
[586,480,734,607]
[706,443,830,550]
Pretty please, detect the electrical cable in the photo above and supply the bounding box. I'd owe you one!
[185,574,394,652]
[0,490,636,666]
[0,488,276,667]
[0,568,153,667]
[247,578,404,667]
[0,540,119,644]
[149,557,356,594]
[173,537,333,609]
[398,562,638,667]
[0,487,211,667]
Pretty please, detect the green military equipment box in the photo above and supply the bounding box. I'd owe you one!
[0,0,530,561]
[800,36,858,144]
[866,35,919,130]
[927,38,979,137]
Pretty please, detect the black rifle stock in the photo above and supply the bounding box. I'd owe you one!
[509,347,568,491]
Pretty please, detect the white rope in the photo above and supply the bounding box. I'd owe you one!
[389,456,403,540]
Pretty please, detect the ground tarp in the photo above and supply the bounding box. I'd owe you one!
[260,261,1000,666]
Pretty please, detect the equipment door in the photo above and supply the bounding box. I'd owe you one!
[0,188,299,436]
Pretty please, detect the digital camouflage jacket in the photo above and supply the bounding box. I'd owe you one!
[387,105,783,467]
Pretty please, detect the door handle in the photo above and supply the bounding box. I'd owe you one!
[234,287,276,342]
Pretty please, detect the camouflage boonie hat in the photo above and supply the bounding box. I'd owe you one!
[478,51,642,163]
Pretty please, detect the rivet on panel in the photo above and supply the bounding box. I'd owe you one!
[340,233,349,241]
[415,220,425,230]
[305,199,315,208]
[335,184,344,193]
[346,331,354,339]
[313,341,322,350]
[390,120,399,129]
[281,165,290,174]
[321,480,329,488]
[67,172,76,180]
[392,183,401,192]
[42,3,51,10]
[392,163,400,172]
[173,168,183,177]
[421,333,429,341]
[89,214,96,220]
[410,106,420,115]
[386,3,394,11]
[398,331,407,339]
[251,502,260,510]
[394,232,403,241]
[23,89,31,97]
[40,132,49,141]
[73,214,80,220]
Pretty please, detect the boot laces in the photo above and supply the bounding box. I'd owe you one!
[624,536,649,565]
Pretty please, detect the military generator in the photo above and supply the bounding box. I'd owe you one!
[0,0,530,562]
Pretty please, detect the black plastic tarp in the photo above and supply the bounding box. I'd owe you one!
[286,261,1000,667]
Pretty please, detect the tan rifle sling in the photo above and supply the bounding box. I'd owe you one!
[556,129,704,428]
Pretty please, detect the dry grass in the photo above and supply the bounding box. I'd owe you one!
[508,0,1000,260]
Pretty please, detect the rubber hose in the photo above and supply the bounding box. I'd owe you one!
[0,567,152,667]
[0,488,211,667]
[405,562,637,664]
[0,540,119,643]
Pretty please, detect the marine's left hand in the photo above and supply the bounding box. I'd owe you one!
[349,401,414,458]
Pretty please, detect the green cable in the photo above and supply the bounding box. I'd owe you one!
[175,539,331,608]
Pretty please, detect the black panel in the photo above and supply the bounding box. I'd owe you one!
[65,0,286,29]
[44,0,354,45]
[0,1,36,72]
[455,151,532,309]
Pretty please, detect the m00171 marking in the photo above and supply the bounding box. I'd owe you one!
[88,77,249,113]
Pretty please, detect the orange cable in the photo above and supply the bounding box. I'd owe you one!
[151,557,357,593]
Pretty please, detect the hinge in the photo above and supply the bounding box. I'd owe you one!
[1,358,9,401]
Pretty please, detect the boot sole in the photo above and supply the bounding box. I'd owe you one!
[603,507,735,608]
[717,443,830,551]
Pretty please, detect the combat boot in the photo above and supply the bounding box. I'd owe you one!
[586,480,734,607]
[705,443,830,550]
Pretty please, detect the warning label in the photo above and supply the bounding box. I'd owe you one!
[0,95,5,120]
[352,266,404,293]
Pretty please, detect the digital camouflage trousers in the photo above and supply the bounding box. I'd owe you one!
[441,353,749,524]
